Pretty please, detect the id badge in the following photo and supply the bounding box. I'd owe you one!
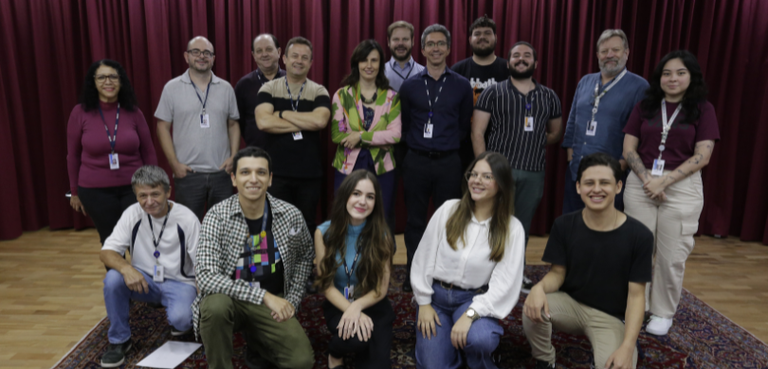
[153,265,164,282]
[344,285,355,301]
[651,159,665,176]
[292,131,303,140]
[109,153,120,170]
[423,123,433,138]
[200,114,210,128]
[524,116,534,132]
[586,120,597,136]
[249,281,261,290]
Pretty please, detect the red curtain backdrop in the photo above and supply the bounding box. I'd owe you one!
[2,0,767,244]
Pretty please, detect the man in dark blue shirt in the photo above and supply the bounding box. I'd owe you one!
[399,24,473,292]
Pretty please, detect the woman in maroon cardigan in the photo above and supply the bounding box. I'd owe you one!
[67,59,157,244]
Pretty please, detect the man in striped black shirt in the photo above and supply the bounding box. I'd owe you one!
[471,41,562,291]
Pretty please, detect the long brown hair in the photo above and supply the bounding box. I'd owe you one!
[445,152,514,262]
[315,170,393,297]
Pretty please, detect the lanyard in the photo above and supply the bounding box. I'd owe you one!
[658,99,683,160]
[247,201,270,273]
[391,60,414,81]
[98,103,120,154]
[424,76,448,122]
[590,68,628,122]
[147,204,171,261]
[341,243,362,288]
[285,78,306,112]
[192,78,212,114]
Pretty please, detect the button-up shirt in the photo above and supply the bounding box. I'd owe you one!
[562,69,648,180]
[385,56,425,92]
[399,67,473,152]
[411,200,525,319]
[191,193,314,338]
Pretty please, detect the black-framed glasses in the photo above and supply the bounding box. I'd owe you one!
[465,171,494,183]
[425,41,448,49]
[95,74,120,83]
[187,49,214,58]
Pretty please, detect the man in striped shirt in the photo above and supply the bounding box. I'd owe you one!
[471,41,562,291]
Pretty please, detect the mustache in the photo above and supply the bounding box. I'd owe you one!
[514,61,530,67]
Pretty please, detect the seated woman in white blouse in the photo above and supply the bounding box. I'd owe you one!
[411,151,526,369]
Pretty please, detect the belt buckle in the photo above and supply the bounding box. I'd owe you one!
[440,280,453,290]
[428,151,440,159]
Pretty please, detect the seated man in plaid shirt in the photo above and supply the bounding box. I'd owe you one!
[192,146,314,369]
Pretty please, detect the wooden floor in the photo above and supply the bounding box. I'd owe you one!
[1,228,767,369]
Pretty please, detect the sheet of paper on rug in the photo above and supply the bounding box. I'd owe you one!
[136,341,202,369]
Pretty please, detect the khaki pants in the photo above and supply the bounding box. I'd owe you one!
[624,171,704,318]
[199,294,314,369]
[523,292,638,368]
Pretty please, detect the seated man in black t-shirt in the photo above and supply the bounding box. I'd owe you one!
[523,153,653,369]
[193,147,314,369]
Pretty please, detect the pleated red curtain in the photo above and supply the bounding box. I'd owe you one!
[2,0,767,244]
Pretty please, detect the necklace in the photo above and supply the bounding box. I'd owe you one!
[360,90,377,104]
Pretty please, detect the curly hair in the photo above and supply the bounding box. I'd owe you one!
[640,50,708,125]
[79,59,138,112]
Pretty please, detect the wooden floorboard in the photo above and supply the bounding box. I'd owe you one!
[1,228,766,369]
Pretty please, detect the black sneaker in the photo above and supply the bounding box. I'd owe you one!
[534,360,555,369]
[101,339,132,368]
[402,276,413,293]
[522,276,534,294]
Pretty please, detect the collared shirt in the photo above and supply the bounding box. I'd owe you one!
[399,67,473,152]
[411,200,525,319]
[191,193,314,338]
[385,56,425,92]
[562,69,648,180]
[235,68,286,148]
[476,79,562,171]
[154,69,240,173]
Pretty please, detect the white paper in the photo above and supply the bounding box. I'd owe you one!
[136,341,202,368]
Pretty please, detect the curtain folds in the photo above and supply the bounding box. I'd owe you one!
[1,0,767,244]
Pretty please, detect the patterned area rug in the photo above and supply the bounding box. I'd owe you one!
[53,265,768,369]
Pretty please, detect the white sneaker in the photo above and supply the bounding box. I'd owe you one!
[522,276,534,294]
[646,315,673,335]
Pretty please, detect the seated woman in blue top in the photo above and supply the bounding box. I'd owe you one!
[314,169,395,369]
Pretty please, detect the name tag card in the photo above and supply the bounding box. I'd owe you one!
[652,159,665,176]
[200,114,210,128]
[109,153,120,170]
[292,131,303,140]
[423,123,433,138]
[344,285,355,302]
[524,117,534,132]
[153,265,164,283]
[586,120,597,136]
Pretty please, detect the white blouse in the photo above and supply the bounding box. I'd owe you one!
[410,199,525,319]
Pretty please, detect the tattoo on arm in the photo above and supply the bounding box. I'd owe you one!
[625,151,650,181]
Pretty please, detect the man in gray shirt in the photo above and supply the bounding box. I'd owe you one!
[156,36,240,220]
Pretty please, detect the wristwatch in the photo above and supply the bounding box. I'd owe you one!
[465,308,481,322]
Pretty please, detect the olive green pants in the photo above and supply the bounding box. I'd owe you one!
[199,294,313,369]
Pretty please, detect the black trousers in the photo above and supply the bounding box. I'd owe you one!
[268,176,322,234]
[77,185,136,244]
[323,298,395,369]
[402,150,463,276]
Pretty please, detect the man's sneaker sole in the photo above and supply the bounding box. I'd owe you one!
[171,329,191,336]
[100,341,132,368]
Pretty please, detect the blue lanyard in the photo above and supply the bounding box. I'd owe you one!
[285,78,306,112]
[341,243,362,288]
[193,78,212,114]
[424,76,447,121]
[147,205,171,260]
[98,103,120,153]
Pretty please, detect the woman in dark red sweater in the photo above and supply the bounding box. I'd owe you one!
[67,59,157,244]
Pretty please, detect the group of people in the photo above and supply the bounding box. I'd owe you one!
[65,14,718,369]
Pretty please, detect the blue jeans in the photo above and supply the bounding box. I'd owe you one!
[415,282,503,369]
[103,269,197,344]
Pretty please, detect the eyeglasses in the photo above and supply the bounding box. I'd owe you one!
[95,74,120,83]
[425,41,448,49]
[465,171,494,183]
[187,49,214,58]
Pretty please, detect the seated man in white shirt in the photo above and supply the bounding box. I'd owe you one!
[99,165,201,368]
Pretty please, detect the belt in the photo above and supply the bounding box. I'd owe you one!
[410,149,456,159]
[434,279,488,293]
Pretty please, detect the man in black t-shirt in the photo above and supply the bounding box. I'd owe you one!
[451,16,510,176]
[523,153,653,369]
